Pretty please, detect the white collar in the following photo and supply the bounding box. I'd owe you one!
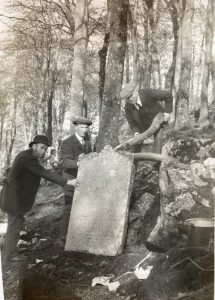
[75,133,84,144]
[134,95,142,110]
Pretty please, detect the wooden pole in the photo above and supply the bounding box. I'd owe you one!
[115,112,164,151]
[133,152,163,162]
[132,152,188,170]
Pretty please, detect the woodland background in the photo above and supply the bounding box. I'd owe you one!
[0,0,214,175]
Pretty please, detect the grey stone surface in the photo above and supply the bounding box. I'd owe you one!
[65,148,134,256]
[147,137,215,251]
[133,193,155,219]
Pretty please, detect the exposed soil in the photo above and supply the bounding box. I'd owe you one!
[1,125,214,300]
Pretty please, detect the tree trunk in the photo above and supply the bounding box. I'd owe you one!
[98,7,111,115]
[164,0,179,91]
[69,0,88,121]
[33,105,39,137]
[198,0,214,125]
[149,0,161,88]
[6,127,16,170]
[47,90,54,145]
[125,43,130,83]
[141,0,154,88]
[189,47,195,107]
[47,46,60,145]
[194,36,204,103]
[175,0,194,129]
[0,115,5,150]
[129,0,138,81]
[38,62,49,135]
[97,0,129,151]
[5,98,17,170]
[211,60,215,103]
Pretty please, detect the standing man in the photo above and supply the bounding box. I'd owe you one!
[60,117,93,237]
[121,82,173,153]
[0,135,79,261]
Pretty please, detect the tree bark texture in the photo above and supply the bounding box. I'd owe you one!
[69,0,88,121]
[98,7,111,115]
[164,0,179,92]
[175,0,194,129]
[149,0,161,88]
[0,114,5,150]
[47,90,54,145]
[140,1,152,88]
[47,47,60,145]
[97,0,129,151]
[5,99,17,170]
[198,0,214,125]
[129,0,138,81]
[125,43,130,83]
[211,60,215,103]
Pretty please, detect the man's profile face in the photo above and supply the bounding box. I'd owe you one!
[128,92,138,105]
[75,124,89,138]
[32,143,48,158]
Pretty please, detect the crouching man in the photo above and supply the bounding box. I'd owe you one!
[0,135,79,261]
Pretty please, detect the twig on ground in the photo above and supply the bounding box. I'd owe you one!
[170,257,214,272]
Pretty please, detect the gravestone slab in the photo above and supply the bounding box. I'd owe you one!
[65,148,134,256]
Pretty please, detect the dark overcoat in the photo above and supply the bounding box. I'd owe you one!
[60,135,92,196]
[0,149,67,216]
[124,88,173,134]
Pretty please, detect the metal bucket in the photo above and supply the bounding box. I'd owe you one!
[184,218,214,247]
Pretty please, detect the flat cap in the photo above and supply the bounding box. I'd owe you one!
[120,82,136,99]
[72,117,92,126]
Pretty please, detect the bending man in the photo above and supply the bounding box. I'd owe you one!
[0,135,79,261]
[121,82,173,154]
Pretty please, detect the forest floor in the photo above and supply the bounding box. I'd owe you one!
[1,124,214,300]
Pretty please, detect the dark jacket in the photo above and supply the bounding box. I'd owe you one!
[61,134,92,178]
[61,135,92,197]
[125,88,173,134]
[0,149,67,216]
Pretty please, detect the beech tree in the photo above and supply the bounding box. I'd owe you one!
[198,0,214,125]
[175,0,194,129]
[66,0,89,121]
[164,0,179,91]
[97,0,129,150]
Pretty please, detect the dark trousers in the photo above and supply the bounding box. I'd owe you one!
[3,214,25,260]
[61,192,74,238]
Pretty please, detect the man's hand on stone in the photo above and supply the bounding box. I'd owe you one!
[77,153,85,166]
[78,153,85,160]
[67,179,80,188]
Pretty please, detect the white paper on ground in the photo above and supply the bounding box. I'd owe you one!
[91,276,113,287]
[108,281,120,292]
[92,252,153,294]
[92,276,120,292]
[134,265,153,279]
[135,252,152,269]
